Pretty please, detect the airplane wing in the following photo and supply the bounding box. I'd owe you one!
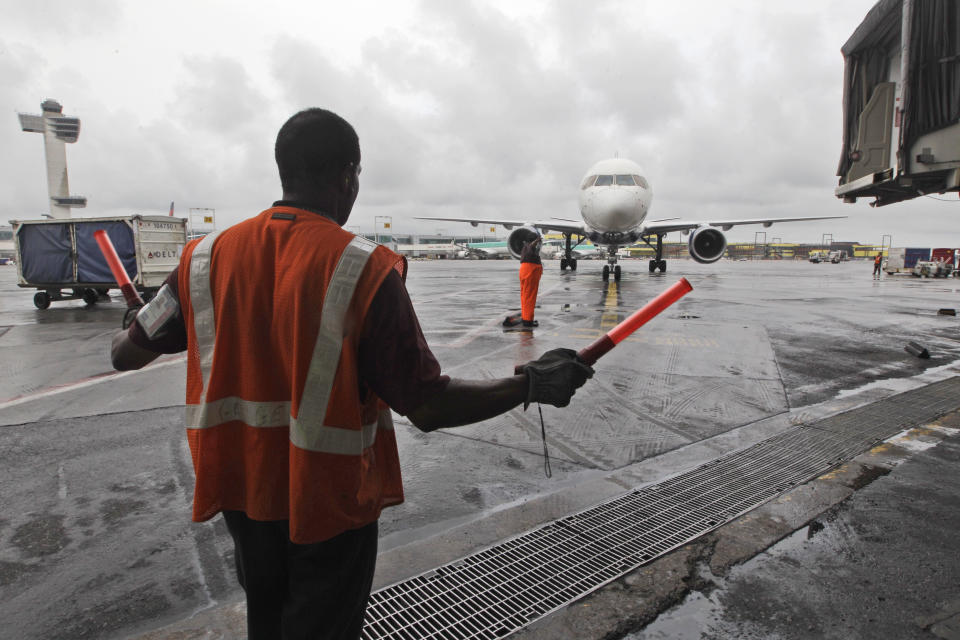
[414,216,586,235]
[640,215,846,236]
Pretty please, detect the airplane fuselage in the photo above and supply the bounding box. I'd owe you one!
[577,158,652,246]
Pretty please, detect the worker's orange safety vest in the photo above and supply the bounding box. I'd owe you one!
[178,206,405,543]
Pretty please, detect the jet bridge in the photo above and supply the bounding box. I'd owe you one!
[836,0,960,206]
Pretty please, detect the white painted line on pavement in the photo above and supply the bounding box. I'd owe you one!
[0,355,186,410]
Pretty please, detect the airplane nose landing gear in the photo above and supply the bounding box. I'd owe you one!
[603,264,623,281]
[603,247,621,281]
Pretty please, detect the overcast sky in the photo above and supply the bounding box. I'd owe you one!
[2,0,956,245]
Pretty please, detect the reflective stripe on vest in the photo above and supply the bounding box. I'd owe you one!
[290,236,377,452]
[185,234,383,456]
[183,396,392,454]
[189,231,222,398]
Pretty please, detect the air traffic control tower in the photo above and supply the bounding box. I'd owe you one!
[18,99,87,219]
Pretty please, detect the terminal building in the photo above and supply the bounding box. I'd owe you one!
[360,232,502,259]
[619,240,881,261]
[370,229,887,262]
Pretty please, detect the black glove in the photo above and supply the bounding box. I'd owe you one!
[122,305,142,330]
[519,348,594,409]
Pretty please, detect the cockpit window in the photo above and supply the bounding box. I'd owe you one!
[580,175,598,190]
[594,175,614,186]
[615,175,635,186]
[632,175,650,189]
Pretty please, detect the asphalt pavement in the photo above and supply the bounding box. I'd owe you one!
[1,258,959,639]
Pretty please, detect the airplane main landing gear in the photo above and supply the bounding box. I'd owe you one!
[644,233,667,273]
[559,233,581,273]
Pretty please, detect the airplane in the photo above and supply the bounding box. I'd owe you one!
[541,238,602,260]
[416,157,845,281]
[454,240,511,259]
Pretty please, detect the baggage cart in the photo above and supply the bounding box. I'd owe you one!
[11,215,187,309]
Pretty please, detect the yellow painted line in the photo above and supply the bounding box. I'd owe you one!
[600,280,619,329]
[604,280,617,306]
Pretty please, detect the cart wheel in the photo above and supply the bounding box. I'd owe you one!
[34,291,51,310]
[95,288,109,297]
[82,288,99,306]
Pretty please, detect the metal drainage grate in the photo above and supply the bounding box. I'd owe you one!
[363,377,960,639]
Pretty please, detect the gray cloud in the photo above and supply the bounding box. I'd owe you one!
[5,0,122,38]
[2,1,953,245]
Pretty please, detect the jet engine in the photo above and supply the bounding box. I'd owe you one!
[687,226,727,264]
[507,225,543,260]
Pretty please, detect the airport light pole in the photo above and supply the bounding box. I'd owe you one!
[881,234,892,255]
[375,216,392,246]
[189,208,216,239]
[754,231,766,260]
[17,99,86,219]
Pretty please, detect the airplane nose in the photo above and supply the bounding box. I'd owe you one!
[590,189,641,232]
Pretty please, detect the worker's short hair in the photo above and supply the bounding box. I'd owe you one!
[275,108,360,192]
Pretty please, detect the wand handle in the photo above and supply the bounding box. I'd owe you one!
[94,230,144,308]
[577,277,692,365]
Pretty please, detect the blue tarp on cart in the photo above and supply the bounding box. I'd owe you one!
[75,221,138,283]
[18,223,73,284]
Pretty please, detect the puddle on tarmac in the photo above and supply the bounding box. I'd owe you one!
[623,525,818,639]
[623,589,723,639]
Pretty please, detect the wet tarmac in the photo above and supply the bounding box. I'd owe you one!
[1,258,959,639]
[625,423,960,640]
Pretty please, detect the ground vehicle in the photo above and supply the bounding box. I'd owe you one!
[931,247,958,267]
[911,260,952,277]
[829,250,849,263]
[11,215,186,309]
[835,0,960,206]
[884,246,930,273]
[809,251,827,263]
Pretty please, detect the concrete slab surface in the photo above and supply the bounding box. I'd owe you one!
[1,257,959,639]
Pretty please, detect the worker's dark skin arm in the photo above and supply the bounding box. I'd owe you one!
[407,375,529,432]
[111,330,161,371]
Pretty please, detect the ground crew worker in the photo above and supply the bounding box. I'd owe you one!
[519,238,543,327]
[873,253,883,278]
[109,108,593,640]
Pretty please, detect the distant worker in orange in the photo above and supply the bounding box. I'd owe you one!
[519,238,543,327]
[873,253,883,278]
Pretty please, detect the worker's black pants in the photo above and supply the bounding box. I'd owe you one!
[222,511,378,640]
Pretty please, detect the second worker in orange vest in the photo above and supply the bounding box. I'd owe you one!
[519,238,543,328]
[110,108,593,640]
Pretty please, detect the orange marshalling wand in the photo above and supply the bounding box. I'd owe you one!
[577,277,693,365]
[93,229,144,308]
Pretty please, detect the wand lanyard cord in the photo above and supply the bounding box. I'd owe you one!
[538,403,551,478]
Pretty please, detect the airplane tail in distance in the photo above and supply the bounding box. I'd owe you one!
[169,201,174,217]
